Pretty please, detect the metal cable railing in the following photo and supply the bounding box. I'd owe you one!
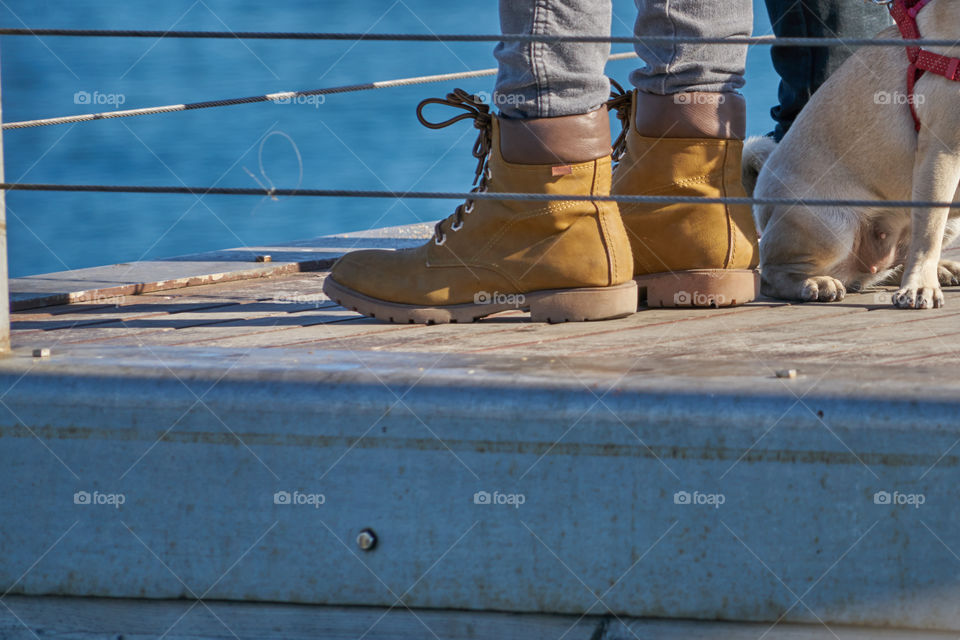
[0,28,950,48]
[0,26,951,208]
[1,31,956,206]
[1,184,955,210]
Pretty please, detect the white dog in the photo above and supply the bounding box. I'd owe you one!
[744,0,960,308]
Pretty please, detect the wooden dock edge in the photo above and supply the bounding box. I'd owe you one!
[2,595,954,639]
[7,222,433,311]
[2,345,960,631]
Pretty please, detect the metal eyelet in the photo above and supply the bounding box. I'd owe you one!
[434,234,446,246]
[464,201,474,214]
[451,220,463,231]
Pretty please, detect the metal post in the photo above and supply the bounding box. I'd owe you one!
[0,50,11,353]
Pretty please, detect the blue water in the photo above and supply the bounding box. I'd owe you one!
[0,0,778,277]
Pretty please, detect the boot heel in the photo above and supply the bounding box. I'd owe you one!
[636,269,759,308]
[528,282,637,323]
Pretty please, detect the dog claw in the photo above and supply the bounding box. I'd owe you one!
[799,276,846,303]
[893,286,943,309]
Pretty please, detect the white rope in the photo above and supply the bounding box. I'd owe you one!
[2,52,641,131]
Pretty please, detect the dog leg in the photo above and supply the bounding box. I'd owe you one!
[758,203,858,302]
[894,137,960,308]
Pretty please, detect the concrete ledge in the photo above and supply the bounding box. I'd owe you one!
[1,345,959,630]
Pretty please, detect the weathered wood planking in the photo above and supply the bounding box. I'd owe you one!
[8,223,432,310]
[12,272,960,370]
[16,302,343,347]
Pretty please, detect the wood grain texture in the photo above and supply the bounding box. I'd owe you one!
[8,224,433,311]
[13,271,959,374]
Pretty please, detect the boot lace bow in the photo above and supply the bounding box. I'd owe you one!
[416,89,493,246]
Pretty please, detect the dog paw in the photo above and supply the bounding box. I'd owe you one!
[892,285,944,309]
[938,260,960,286]
[799,276,846,302]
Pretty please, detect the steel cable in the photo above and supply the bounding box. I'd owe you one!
[0,29,947,48]
[1,182,956,210]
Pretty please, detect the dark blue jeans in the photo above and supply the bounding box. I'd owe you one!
[764,0,892,140]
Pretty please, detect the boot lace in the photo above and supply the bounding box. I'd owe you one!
[606,79,631,167]
[416,88,493,246]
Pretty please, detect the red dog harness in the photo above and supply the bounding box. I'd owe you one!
[889,0,960,130]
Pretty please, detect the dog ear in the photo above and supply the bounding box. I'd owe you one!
[741,136,778,197]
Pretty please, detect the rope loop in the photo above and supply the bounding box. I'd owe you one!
[416,88,491,129]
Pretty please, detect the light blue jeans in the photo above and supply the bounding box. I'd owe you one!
[493,0,751,119]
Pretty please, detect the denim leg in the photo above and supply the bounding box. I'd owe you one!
[494,0,612,118]
[629,0,752,95]
[765,0,892,140]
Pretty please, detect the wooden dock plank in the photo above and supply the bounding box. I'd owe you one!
[8,223,431,310]
[11,270,960,370]
[10,273,334,346]
[12,303,338,347]
[612,296,960,366]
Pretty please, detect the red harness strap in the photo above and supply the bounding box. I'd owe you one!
[889,0,960,131]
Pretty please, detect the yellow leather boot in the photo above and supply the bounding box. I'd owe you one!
[323,89,636,324]
[609,87,759,307]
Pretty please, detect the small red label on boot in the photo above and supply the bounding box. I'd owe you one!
[551,165,573,176]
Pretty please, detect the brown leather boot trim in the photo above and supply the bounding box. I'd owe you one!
[499,107,612,165]
[633,92,746,140]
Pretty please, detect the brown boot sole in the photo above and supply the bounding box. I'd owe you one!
[323,278,638,325]
[636,269,760,308]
